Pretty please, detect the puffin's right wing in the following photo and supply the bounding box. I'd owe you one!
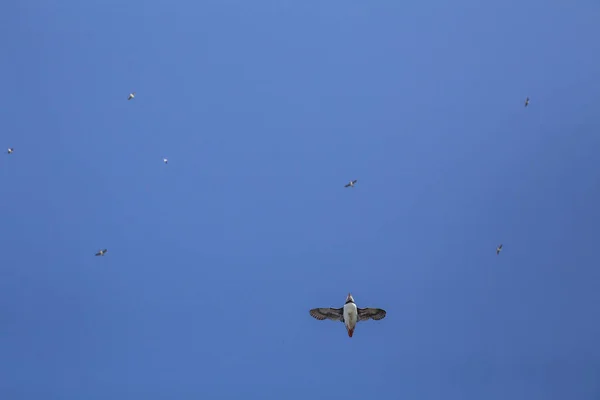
[357,308,386,321]
[310,307,344,322]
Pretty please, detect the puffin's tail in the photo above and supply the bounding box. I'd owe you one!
[347,328,354,338]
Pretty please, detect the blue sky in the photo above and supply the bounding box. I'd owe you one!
[1,0,600,399]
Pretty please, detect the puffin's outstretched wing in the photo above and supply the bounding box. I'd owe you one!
[344,183,351,187]
[357,307,386,321]
[310,307,344,322]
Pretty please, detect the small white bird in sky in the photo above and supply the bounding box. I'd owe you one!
[310,293,386,338]
[496,244,503,255]
[128,92,136,101]
[344,179,357,188]
[7,148,14,154]
[95,249,108,256]
[163,158,168,164]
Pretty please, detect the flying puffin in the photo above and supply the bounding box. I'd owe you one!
[95,249,108,256]
[496,244,503,255]
[163,158,168,164]
[7,148,13,154]
[344,179,358,188]
[524,97,529,107]
[127,92,136,101]
[309,293,386,338]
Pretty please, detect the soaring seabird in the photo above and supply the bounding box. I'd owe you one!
[496,244,503,255]
[7,148,13,154]
[524,97,529,107]
[128,92,136,101]
[309,293,386,338]
[344,179,358,188]
[163,158,168,164]
[95,249,108,256]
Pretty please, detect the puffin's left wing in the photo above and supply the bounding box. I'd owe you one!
[310,307,344,322]
[357,308,386,321]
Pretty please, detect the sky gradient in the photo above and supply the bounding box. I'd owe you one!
[1,1,600,399]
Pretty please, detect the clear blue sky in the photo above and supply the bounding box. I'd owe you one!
[2,1,600,399]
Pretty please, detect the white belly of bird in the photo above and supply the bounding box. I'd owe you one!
[344,303,358,331]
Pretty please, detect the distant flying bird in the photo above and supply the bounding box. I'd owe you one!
[524,97,529,107]
[7,148,13,154]
[163,158,168,164]
[95,249,108,256]
[309,293,386,338]
[128,92,136,100]
[344,179,357,188]
[496,244,503,255]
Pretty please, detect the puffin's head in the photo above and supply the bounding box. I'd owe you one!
[346,293,354,303]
